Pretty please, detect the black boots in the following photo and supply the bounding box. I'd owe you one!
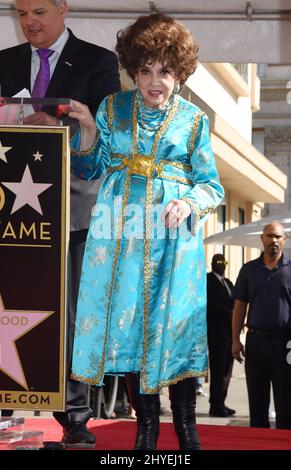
[125,373,160,450]
[125,374,201,450]
[169,377,202,450]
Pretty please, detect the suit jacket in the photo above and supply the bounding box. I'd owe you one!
[0,29,121,231]
[207,271,234,340]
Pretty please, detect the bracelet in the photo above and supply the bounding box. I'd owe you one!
[71,131,99,156]
[56,119,63,126]
[181,197,199,217]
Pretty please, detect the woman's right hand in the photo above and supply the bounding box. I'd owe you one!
[68,99,97,151]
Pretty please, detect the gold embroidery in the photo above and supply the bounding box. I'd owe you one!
[141,176,153,393]
[71,131,100,156]
[94,171,132,383]
[188,110,204,157]
[71,372,104,385]
[181,196,216,235]
[135,92,179,393]
[151,100,179,157]
[141,369,208,394]
[185,197,215,219]
[132,92,139,155]
[107,94,114,131]
[161,175,192,185]
[155,161,163,177]
[181,197,215,220]
[199,206,216,218]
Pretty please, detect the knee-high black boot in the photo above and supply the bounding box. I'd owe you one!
[169,377,202,450]
[125,373,160,450]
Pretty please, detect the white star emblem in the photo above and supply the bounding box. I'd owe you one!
[33,151,43,161]
[0,141,12,163]
[2,164,53,215]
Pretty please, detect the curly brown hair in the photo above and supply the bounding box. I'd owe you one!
[116,13,199,86]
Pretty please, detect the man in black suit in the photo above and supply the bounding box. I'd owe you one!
[0,0,120,447]
[207,254,236,417]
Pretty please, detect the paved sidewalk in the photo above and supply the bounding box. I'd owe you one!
[158,359,276,427]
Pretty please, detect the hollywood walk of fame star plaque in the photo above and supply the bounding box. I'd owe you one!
[0,116,70,411]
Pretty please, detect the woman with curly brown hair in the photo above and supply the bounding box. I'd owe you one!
[68,13,224,450]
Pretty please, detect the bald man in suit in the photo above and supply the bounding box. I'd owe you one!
[0,0,120,447]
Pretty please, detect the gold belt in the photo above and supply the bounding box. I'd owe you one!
[125,155,156,177]
[107,154,193,185]
[108,155,156,177]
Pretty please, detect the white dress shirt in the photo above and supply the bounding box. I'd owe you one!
[30,28,70,91]
[213,271,232,297]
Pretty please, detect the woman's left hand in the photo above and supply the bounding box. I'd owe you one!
[162,199,191,228]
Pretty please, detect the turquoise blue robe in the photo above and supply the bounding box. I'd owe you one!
[71,90,224,393]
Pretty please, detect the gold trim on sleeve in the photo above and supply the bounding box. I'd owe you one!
[70,131,100,156]
[181,197,200,217]
[188,110,204,157]
[181,196,216,220]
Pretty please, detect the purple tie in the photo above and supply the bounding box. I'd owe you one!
[32,49,54,108]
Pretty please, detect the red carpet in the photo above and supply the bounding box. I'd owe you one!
[23,418,291,450]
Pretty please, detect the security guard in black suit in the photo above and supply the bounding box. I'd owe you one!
[207,254,236,417]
